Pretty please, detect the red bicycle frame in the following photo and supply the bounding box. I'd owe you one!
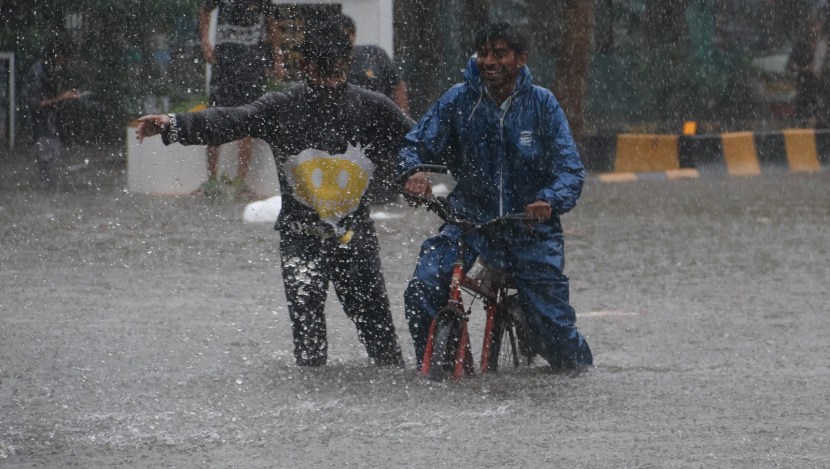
[400,164,533,380]
[419,247,504,379]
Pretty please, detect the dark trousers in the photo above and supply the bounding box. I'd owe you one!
[279,224,404,366]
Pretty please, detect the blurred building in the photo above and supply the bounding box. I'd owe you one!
[0,0,826,148]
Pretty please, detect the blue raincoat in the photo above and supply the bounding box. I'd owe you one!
[399,58,592,369]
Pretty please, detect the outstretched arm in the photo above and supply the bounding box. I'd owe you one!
[39,89,81,108]
[135,93,283,146]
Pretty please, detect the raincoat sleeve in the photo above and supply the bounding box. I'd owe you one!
[162,92,284,146]
[396,86,460,175]
[535,92,585,214]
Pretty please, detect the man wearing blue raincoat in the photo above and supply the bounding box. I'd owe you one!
[400,22,592,371]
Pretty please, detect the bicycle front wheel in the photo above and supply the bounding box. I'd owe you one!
[426,318,462,382]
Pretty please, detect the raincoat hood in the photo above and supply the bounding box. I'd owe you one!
[462,55,534,100]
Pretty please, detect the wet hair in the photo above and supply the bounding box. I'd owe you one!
[474,22,529,55]
[327,12,356,36]
[299,18,353,71]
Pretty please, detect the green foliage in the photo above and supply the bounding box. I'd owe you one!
[587,44,759,133]
[2,0,201,144]
[2,0,820,141]
[583,0,814,133]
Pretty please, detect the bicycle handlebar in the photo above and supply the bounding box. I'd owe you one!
[449,209,540,233]
[398,165,539,231]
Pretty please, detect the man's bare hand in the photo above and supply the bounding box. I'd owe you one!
[135,114,171,143]
[525,200,552,221]
[404,172,432,198]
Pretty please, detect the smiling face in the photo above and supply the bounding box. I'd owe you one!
[475,38,528,104]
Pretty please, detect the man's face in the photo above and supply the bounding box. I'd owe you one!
[303,57,350,89]
[475,39,527,95]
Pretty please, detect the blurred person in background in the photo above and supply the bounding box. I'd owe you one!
[329,13,409,115]
[24,36,80,188]
[787,7,830,125]
[199,0,283,199]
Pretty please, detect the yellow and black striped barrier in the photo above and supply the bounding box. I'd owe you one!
[582,129,829,182]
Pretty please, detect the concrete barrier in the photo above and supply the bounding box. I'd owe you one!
[614,134,680,173]
[126,125,279,196]
[583,129,830,181]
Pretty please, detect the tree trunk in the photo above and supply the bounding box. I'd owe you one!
[551,0,594,137]
[395,0,488,117]
[394,0,443,117]
[396,0,594,127]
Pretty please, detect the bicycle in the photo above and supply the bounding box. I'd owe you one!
[401,165,539,381]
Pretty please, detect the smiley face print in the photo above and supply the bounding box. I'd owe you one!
[284,144,374,227]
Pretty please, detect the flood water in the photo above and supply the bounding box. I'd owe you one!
[2,146,829,468]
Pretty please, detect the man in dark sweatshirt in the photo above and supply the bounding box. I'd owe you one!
[135,20,413,367]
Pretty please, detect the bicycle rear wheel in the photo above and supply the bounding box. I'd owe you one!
[486,295,535,372]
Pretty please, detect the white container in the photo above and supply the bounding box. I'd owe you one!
[126,125,279,197]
